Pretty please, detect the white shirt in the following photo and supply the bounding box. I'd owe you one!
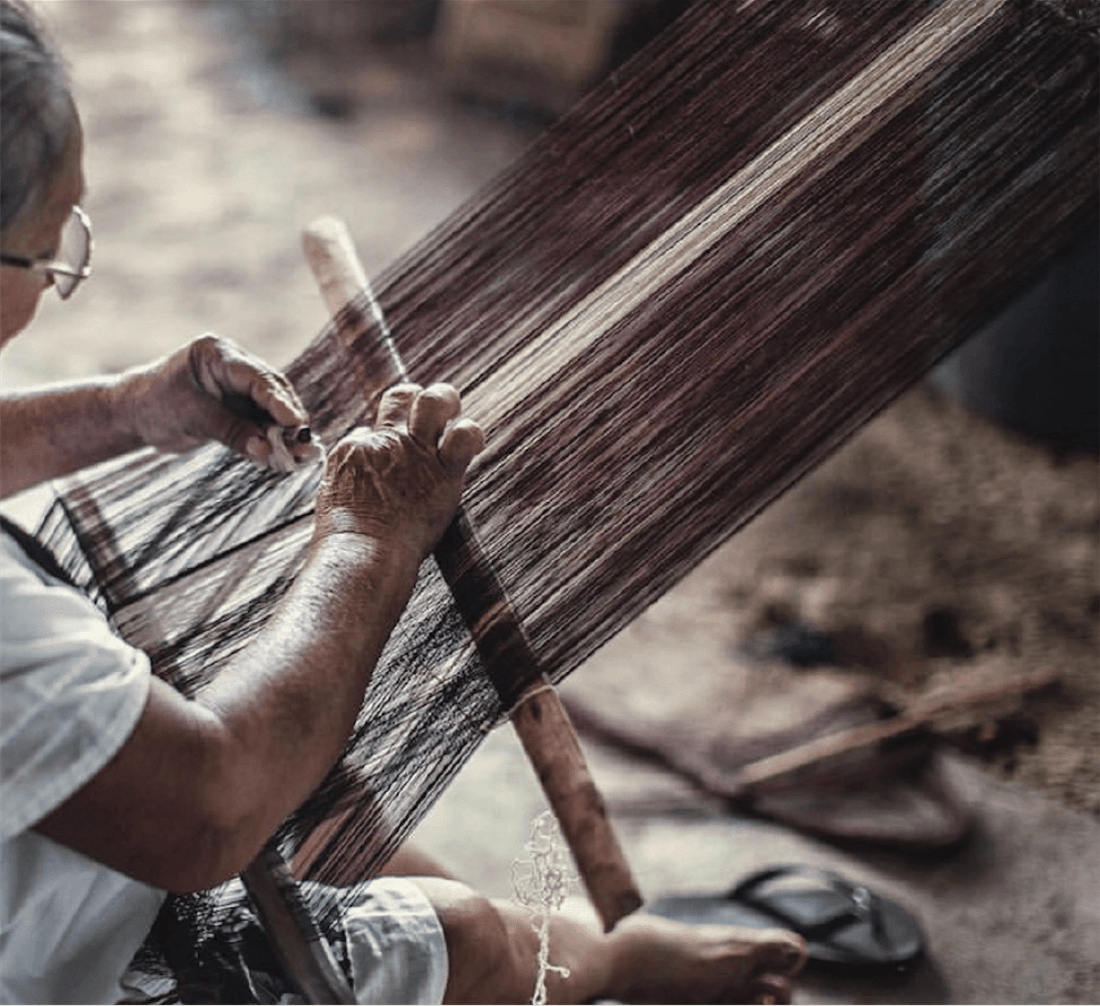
[0,531,165,1004]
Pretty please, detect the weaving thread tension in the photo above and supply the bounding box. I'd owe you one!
[238,217,644,1003]
[302,215,641,928]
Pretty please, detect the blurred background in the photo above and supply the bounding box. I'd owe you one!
[2,3,1097,1003]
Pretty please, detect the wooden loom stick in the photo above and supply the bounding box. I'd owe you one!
[233,227,365,1005]
[240,848,355,1004]
[302,215,643,932]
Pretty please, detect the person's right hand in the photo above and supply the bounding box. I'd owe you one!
[313,383,484,560]
[122,333,319,472]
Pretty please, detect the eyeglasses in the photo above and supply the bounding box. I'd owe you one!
[0,205,93,300]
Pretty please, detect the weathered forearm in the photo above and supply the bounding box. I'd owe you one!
[0,378,141,497]
[197,532,421,833]
[31,384,476,891]
[0,336,317,498]
[33,529,425,892]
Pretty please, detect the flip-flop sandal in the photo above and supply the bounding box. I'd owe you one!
[647,864,924,971]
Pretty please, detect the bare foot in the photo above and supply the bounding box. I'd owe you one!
[605,912,806,1005]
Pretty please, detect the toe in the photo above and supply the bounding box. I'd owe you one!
[750,972,793,1005]
[752,927,807,976]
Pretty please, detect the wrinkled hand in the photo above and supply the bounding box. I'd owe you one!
[123,334,320,472]
[314,383,484,560]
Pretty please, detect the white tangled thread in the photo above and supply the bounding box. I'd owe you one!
[511,811,577,1006]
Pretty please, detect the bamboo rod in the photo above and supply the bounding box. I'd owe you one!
[302,215,643,931]
[240,849,356,1004]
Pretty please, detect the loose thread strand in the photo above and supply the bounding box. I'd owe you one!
[511,811,577,1006]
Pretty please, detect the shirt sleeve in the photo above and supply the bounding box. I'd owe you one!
[1,535,151,840]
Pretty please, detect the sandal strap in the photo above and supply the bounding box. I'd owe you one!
[728,865,887,946]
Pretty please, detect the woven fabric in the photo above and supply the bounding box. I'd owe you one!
[32,0,1097,991]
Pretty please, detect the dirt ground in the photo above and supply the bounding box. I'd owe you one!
[2,2,1098,1003]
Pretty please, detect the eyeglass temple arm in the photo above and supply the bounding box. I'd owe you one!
[0,253,89,278]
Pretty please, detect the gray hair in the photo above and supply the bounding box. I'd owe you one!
[1,0,77,232]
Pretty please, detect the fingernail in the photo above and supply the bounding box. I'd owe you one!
[245,434,269,464]
[267,426,296,473]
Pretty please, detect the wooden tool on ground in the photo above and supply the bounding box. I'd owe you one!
[302,215,643,932]
[565,666,1060,806]
[727,666,1060,797]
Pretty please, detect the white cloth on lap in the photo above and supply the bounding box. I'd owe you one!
[340,877,448,1005]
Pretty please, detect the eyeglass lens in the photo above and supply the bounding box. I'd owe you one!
[54,208,91,298]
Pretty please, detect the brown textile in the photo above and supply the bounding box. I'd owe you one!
[37,0,1098,956]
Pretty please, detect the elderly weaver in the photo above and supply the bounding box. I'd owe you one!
[3,0,1096,1001]
[5,0,1097,998]
[0,0,810,1001]
[42,0,1091,933]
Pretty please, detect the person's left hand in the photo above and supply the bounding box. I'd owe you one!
[121,334,320,472]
